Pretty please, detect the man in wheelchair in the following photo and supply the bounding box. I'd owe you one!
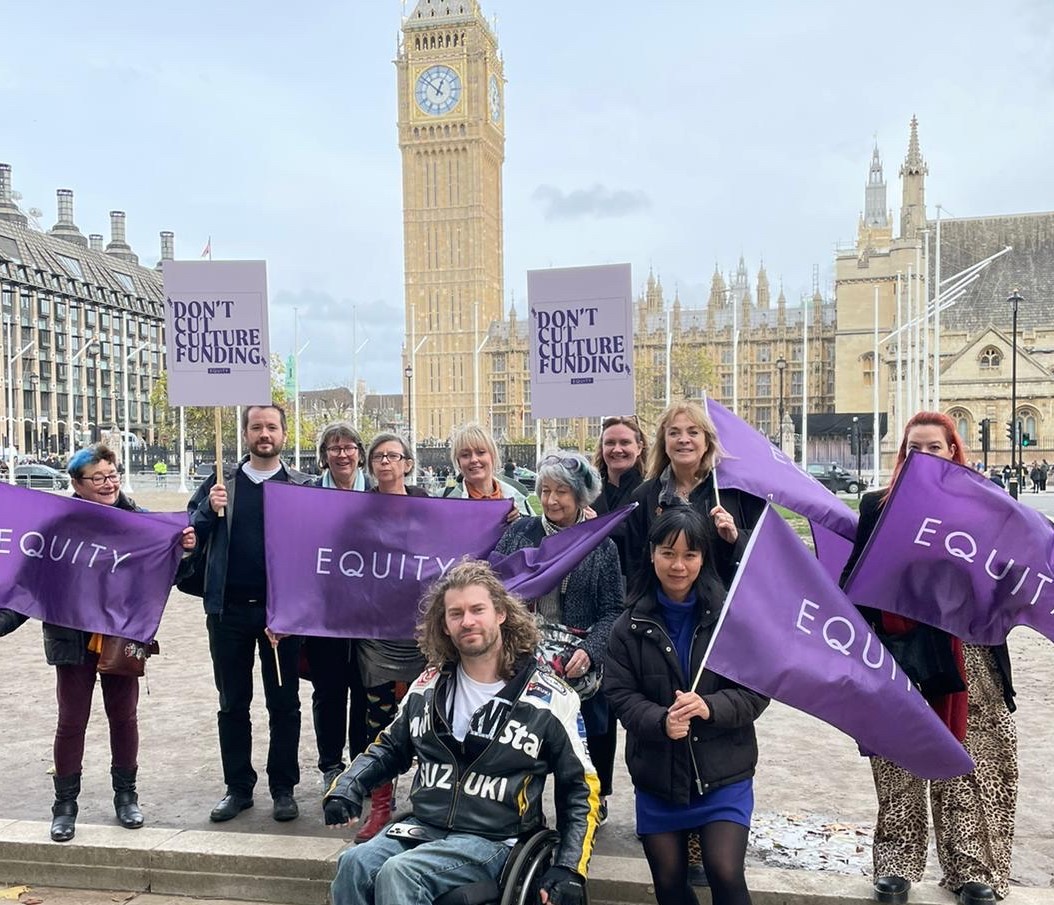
[325,560,600,905]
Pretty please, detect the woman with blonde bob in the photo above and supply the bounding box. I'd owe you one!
[442,422,531,519]
[624,401,765,587]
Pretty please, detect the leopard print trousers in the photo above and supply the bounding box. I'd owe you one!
[870,645,1017,898]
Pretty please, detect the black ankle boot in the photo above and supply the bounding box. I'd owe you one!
[874,875,910,904]
[956,882,996,905]
[51,773,81,842]
[111,766,144,829]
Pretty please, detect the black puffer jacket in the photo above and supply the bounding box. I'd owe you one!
[624,475,765,587]
[0,492,152,665]
[604,586,768,804]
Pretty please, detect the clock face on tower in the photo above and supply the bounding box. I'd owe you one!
[488,74,502,123]
[415,65,462,117]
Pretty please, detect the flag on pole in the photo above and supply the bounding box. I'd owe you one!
[706,397,858,580]
[201,237,212,259]
[702,505,975,780]
[844,452,1054,645]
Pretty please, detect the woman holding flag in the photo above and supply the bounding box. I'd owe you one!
[0,444,196,842]
[350,432,429,842]
[605,506,767,905]
[624,401,764,588]
[304,422,371,794]
[840,412,1017,905]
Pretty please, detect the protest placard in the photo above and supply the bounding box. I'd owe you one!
[527,263,634,418]
[161,260,271,407]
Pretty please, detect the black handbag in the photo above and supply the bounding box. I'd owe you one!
[877,623,966,698]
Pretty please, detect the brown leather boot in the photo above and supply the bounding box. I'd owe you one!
[354,782,393,843]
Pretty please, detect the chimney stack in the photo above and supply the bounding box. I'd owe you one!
[89,233,104,252]
[0,163,29,227]
[49,188,88,247]
[104,210,139,265]
[156,230,175,270]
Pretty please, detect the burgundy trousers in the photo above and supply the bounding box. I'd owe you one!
[53,657,139,776]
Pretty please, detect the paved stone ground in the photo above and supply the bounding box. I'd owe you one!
[1,488,1051,892]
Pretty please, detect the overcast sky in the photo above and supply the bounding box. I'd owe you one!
[3,0,1052,393]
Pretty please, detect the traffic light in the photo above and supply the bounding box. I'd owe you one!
[1022,433,1032,448]
[978,419,990,453]
[1006,421,1015,444]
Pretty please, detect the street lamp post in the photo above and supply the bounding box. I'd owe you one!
[404,365,414,447]
[775,356,787,449]
[122,340,149,493]
[1009,290,1022,500]
[4,319,36,484]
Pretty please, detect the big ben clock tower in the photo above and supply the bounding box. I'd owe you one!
[397,0,505,442]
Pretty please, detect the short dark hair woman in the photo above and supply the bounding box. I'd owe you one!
[0,444,195,841]
[350,432,429,843]
[304,422,371,795]
[605,506,768,905]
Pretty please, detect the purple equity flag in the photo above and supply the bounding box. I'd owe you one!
[705,397,858,580]
[264,484,513,639]
[844,452,1054,646]
[489,503,637,598]
[703,505,975,780]
[0,484,187,642]
[161,260,271,406]
[527,263,634,418]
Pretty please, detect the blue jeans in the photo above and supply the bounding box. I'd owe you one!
[331,819,510,905]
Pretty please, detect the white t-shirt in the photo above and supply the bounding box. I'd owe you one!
[242,461,283,484]
[451,664,506,742]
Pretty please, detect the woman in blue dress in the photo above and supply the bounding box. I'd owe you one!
[604,506,768,905]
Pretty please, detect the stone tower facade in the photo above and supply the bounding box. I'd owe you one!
[396,0,505,442]
[834,118,929,422]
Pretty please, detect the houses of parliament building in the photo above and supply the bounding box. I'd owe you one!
[399,0,1054,466]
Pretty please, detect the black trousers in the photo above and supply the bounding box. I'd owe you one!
[303,636,369,773]
[206,606,301,797]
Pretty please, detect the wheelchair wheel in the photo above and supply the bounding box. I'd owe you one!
[499,828,560,905]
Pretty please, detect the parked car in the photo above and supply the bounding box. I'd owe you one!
[512,466,537,492]
[14,464,70,490]
[806,463,864,494]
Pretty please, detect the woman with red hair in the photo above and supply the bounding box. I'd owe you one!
[840,413,1017,905]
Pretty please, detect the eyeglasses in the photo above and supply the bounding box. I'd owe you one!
[325,445,359,457]
[80,473,121,487]
[370,452,407,463]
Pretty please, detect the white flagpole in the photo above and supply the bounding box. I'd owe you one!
[689,506,770,695]
[702,394,720,509]
[934,208,942,409]
[873,285,880,488]
[801,294,809,470]
[895,272,903,440]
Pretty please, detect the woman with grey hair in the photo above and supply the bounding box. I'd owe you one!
[304,422,370,793]
[493,451,623,823]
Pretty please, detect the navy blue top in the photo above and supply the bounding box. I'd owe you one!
[657,588,696,681]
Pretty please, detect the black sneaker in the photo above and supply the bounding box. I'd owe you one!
[597,799,608,825]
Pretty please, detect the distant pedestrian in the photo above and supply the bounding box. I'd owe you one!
[153,460,168,487]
